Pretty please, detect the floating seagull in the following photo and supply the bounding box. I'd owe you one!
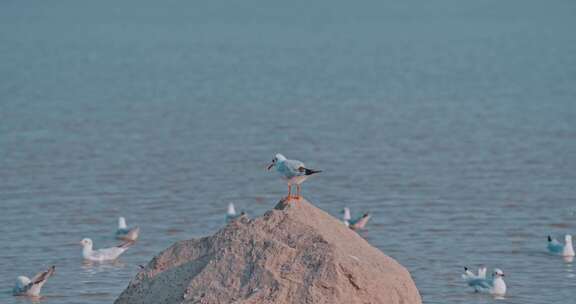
[547,235,575,257]
[80,238,134,262]
[342,208,352,226]
[13,265,55,297]
[116,217,140,242]
[226,203,237,223]
[267,153,321,201]
[341,207,372,230]
[462,267,506,296]
[350,213,371,230]
[225,203,246,223]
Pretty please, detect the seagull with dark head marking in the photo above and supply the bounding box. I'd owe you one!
[462,267,507,296]
[267,153,321,201]
[547,234,575,257]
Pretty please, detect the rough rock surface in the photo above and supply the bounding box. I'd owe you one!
[115,198,421,304]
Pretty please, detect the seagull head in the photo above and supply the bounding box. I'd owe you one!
[80,238,93,249]
[267,153,286,170]
[118,217,127,229]
[341,208,351,221]
[227,203,236,216]
[16,276,29,285]
[493,268,505,277]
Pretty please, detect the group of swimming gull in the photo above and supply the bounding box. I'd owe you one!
[461,233,574,297]
[12,153,574,300]
[12,217,140,297]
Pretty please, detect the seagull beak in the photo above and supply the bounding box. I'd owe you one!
[266,163,274,170]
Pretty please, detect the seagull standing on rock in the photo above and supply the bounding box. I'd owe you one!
[267,153,321,201]
[13,265,55,297]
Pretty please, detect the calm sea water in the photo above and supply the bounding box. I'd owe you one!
[1,0,575,303]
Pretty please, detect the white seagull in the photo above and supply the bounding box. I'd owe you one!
[116,217,140,242]
[267,153,321,201]
[462,267,507,296]
[341,207,372,230]
[342,207,352,226]
[13,265,55,297]
[547,234,575,257]
[226,203,237,223]
[80,238,134,262]
[225,203,246,223]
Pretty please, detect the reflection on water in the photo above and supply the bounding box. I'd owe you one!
[493,295,506,301]
[1,0,576,303]
[81,260,127,273]
[13,295,43,304]
[563,257,574,279]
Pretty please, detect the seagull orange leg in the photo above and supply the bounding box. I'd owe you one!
[285,185,292,202]
[295,184,301,200]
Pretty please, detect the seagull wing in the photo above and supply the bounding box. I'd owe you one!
[90,241,133,260]
[17,266,55,296]
[349,214,371,229]
[477,267,487,279]
[349,215,362,226]
[30,266,55,285]
[87,249,109,260]
[117,240,135,249]
[225,214,235,223]
[123,227,140,241]
[92,247,125,260]
[548,237,564,253]
[116,228,129,236]
[278,159,306,178]
[466,277,493,291]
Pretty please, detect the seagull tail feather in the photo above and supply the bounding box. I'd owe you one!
[304,168,322,175]
[117,240,136,249]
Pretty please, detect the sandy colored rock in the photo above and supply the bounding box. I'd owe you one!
[115,198,421,304]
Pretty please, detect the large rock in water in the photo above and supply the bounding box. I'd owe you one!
[115,198,421,304]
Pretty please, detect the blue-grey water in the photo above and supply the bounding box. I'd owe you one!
[1,0,575,303]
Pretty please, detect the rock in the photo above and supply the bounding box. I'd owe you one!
[115,198,422,304]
